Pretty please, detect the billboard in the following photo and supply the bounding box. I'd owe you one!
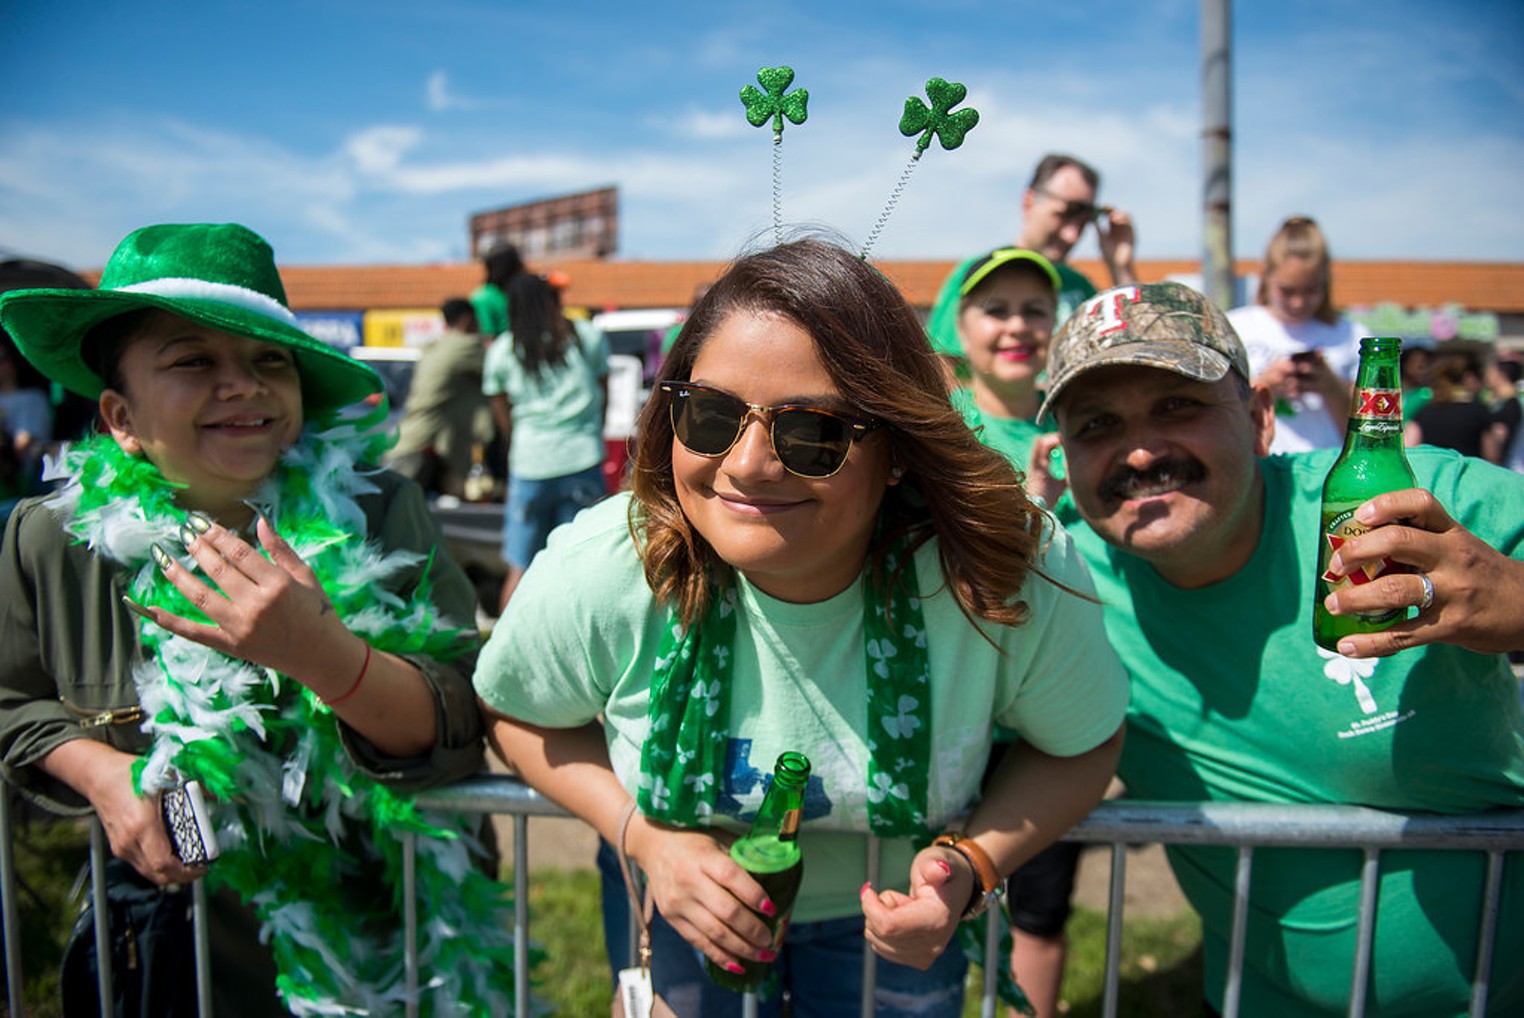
[469,186,618,261]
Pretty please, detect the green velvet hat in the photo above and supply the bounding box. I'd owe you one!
[0,222,381,413]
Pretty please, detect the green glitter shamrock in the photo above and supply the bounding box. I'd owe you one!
[899,77,980,154]
[741,66,809,135]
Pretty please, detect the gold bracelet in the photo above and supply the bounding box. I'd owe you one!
[932,831,1004,920]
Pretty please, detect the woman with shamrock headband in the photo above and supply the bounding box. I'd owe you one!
[0,223,513,1015]
[476,237,1127,1016]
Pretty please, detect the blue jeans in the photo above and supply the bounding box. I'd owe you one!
[597,842,967,1017]
[501,464,605,568]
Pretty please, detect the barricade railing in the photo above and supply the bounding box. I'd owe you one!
[5,775,1521,1018]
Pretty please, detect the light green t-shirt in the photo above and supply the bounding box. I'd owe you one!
[482,318,609,480]
[1072,447,1524,1016]
[950,389,1071,521]
[475,493,1128,923]
[925,255,1098,365]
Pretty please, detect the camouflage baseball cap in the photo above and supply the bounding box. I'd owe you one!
[1036,281,1250,423]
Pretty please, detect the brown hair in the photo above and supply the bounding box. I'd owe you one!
[1255,215,1339,324]
[1028,153,1100,193]
[630,236,1047,629]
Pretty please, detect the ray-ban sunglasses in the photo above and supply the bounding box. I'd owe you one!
[659,380,879,478]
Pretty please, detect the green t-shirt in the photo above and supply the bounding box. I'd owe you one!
[482,319,610,480]
[950,388,1069,514]
[925,255,1098,365]
[1071,447,1524,1016]
[474,493,1129,923]
[469,283,509,340]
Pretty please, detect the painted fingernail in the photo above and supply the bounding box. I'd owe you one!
[185,512,212,534]
[726,962,746,975]
[179,524,199,549]
[860,881,872,895]
[757,949,777,963]
[121,595,155,621]
[760,899,777,917]
[150,543,174,571]
[935,860,953,877]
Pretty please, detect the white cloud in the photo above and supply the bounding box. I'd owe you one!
[344,126,425,175]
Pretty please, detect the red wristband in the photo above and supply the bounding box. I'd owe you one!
[325,643,372,707]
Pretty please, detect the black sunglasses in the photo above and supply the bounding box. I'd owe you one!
[1035,187,1106,225]
[660,380,879,479]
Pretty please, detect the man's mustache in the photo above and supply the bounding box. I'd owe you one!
[1099,457,1206,502]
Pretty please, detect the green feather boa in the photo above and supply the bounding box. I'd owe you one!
[46,418,529,1016]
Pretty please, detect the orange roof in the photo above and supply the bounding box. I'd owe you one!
[84,257,1524,315]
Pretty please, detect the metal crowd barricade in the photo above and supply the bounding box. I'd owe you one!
[4,776,1522,1018]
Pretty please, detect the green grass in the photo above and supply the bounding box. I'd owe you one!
[3,811,91,1018]
[9,819,1204,1016]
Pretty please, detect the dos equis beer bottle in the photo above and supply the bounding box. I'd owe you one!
[1312,336,1416,651]
[704,751,810,994]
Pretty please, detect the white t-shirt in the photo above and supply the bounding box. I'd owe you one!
[474,493,1129,922]
[1227,304,1364,454]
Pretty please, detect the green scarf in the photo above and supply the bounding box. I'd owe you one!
[46,419,524,1016]
[639,535,932,838]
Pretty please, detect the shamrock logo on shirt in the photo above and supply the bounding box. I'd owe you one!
[1318,647,1379,714]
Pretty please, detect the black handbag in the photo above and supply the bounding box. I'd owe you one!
[58,858,198,1017]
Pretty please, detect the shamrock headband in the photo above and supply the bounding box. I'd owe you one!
[740,66,980,257]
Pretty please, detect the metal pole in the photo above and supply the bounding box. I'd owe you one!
[193,878,212,1016]
[1201,0,1235,308]
[0,789,22,1017]
[90,820,112,1016]
[1101,844,1126,1018]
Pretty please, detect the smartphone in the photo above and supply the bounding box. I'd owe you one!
[161,780,220,865]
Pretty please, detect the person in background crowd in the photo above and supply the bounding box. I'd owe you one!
[952,245,1082,1018]
[925,153,1139,386]
[470,241,526,340]
[481,270,610,611]
[1228,215,1362,454]
[1405,344,1515,464]
[0,223,509,1014]
[1400,342,1434,422]
[1492,357,1524,474]
[385,297,492,497]
[1026,281,1524,1018]
[474,238,1127,1017]
[0,336,53,500]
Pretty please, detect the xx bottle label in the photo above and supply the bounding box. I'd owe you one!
[1350,386,1402,436]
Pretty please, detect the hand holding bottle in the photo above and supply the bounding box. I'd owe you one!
[1320,487,1524,658]
[626,817,778,977]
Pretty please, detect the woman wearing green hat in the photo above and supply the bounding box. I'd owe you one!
[0,223,514,1014]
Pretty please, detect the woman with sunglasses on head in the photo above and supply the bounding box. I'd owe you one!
[475,236,1127,1017]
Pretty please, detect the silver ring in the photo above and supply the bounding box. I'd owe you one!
[1417,573,1435,612]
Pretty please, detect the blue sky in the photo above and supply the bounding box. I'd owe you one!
[3,0,1521,271]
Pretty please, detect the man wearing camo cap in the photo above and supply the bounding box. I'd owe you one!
[1028,281,1524,1016]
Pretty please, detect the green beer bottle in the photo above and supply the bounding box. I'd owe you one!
[704,751,810,994]
[1312,337,1416,651]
